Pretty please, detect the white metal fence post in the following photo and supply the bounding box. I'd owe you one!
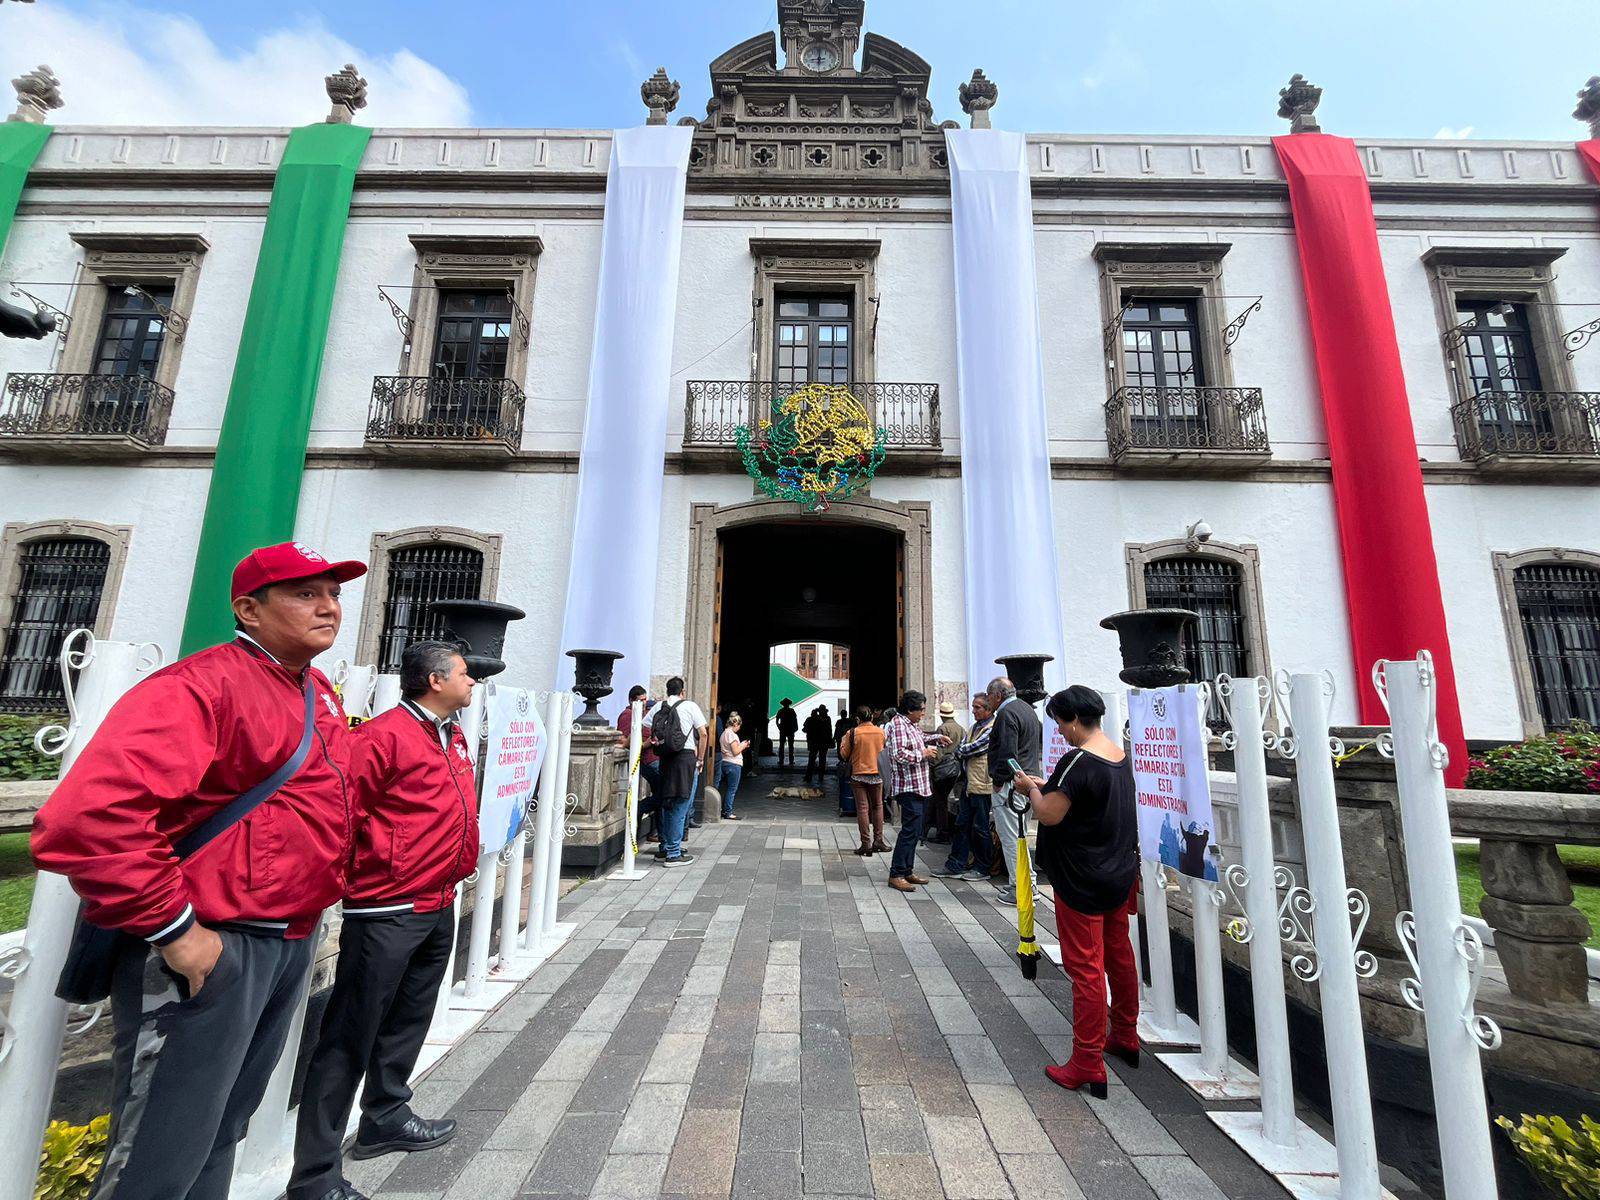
[522,691,564,958]
[1208,675,1339,1181]
[372,672,401,717]
[1282,671,1383,1199]
[613,698,646,881]
[542,693,575,943]
[1382,653,1501,1200]
[0,633,160,1200]
[340,664,378,721]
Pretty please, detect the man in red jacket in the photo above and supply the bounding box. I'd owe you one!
[31,540,365,1200]
[288,640,479,1200]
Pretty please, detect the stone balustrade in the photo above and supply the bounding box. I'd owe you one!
[1449,788,1599,1006]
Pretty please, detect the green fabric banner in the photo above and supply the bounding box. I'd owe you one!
[180,122,371,654]
[0,123,52,255]
[768,662,822,718]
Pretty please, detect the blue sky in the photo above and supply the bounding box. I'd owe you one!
[7,0,1600,139]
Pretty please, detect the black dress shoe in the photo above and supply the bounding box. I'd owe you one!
[351,1114,457,1159]
[313,1185,369,1200]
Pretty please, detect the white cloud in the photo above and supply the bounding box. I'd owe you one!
[611,39,646,82]
[2,4,472,127]
[1433,124,1476,139]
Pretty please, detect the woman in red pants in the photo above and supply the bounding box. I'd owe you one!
[1010,685,1140,1098]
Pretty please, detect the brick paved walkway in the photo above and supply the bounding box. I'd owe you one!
[341,817,1293,1199]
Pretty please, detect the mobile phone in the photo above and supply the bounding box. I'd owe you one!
[1007,757,1026,778]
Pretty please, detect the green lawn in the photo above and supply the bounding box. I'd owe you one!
[1455,842,1600,950]
[0,831,36,934]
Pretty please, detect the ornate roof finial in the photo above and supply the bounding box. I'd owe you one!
[642,68,681,126]
[324,63,368,124]
[8,65,62,125]
[1277,73,1322,134]
[959,69,998,130]
[1575,76,1600,139]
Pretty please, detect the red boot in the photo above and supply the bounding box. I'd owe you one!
[1105,1038,1140,1069]
[1045,1061,1108,1099]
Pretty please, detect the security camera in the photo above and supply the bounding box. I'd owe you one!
[1184,520,1213,551]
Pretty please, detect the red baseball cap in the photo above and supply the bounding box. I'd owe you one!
[231,541,366,601]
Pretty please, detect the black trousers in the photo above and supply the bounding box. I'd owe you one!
[91,928,314,1200]
[778,731,795,764]
[288,907,454,1199]
[803,743,827,781]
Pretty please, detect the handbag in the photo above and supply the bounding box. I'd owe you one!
[55,675,318,1004]
[932,747,962,787]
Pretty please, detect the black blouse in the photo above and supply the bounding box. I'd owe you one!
[1033,748,1139,915]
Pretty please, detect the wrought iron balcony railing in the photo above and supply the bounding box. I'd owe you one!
[366,375,525,455]
[1451,390,1600,463]
[1105,385,1270,460]
[684,380,941,450]
[0,373,175,448]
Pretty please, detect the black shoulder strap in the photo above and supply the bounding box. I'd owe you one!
[174,675,318,860]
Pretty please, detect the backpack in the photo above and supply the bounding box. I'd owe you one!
[652,699,689,755]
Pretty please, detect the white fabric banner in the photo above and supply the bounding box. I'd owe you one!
[1126,686,1217,880]
[558,125,693,711]
[479,685,548,853]
[945,129,1068,698]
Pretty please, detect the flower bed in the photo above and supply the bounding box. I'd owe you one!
[1466,724,1600,796]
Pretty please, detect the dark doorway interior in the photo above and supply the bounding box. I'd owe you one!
[715,521,902,744]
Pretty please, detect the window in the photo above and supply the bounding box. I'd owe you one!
[796,643,818,679]
[1454,300,1551,445]
[432,290,511,381]
[94,286,173,379]
[1121,297,1207,439]
[774,294,853,387]
[0,538,111,713]
[1512,563,1600,729]
[374,544,485,672]
[831,645,850,679]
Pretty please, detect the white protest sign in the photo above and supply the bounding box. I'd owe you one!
[479,686,548,854]
[1126,686,1217,881]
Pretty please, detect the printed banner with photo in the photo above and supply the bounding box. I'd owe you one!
[480,686,548,854]
[1126,685,1216,881]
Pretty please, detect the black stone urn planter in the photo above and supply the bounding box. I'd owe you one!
[566,648,624,727]
[1099,608,1197,688]
[994,653,1054,705]
[430,598,526,680]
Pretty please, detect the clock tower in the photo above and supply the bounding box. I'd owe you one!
[777,0,864,75]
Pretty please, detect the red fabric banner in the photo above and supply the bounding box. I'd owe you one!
[1578,140,1600,184]
[1273,133,1465,783]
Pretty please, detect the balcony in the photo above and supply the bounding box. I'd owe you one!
[1105,385,1271,471]
[0,373,174,456]
[684,380,941,454]
[1450,390,1600,477]
[365,375,525,459]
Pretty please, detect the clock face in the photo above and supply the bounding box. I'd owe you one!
[800,42,840,72]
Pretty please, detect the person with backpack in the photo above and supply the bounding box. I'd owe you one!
[31,541,365,1200]
[649,676,708,866]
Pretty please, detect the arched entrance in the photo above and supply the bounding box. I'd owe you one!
[683,497,933,732]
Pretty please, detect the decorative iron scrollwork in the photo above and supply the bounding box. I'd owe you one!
[1222,296,1263,353]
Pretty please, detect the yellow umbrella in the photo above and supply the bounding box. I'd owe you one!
[1007,787,1041,979]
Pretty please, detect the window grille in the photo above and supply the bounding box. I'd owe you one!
[0,537,111,713]
[1513,563,1600,729]
[376,544,485,672]
[1143,555,1247,728]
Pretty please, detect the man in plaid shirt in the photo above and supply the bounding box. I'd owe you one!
[883,690,948,893]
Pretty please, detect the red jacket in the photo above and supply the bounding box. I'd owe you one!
[341,702,478,914]
[32,639,353,942]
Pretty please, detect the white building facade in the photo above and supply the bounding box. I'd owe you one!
[2,5,1600,749]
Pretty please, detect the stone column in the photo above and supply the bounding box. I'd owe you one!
[1479,839,1592,1005]
[561,726,628,870]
